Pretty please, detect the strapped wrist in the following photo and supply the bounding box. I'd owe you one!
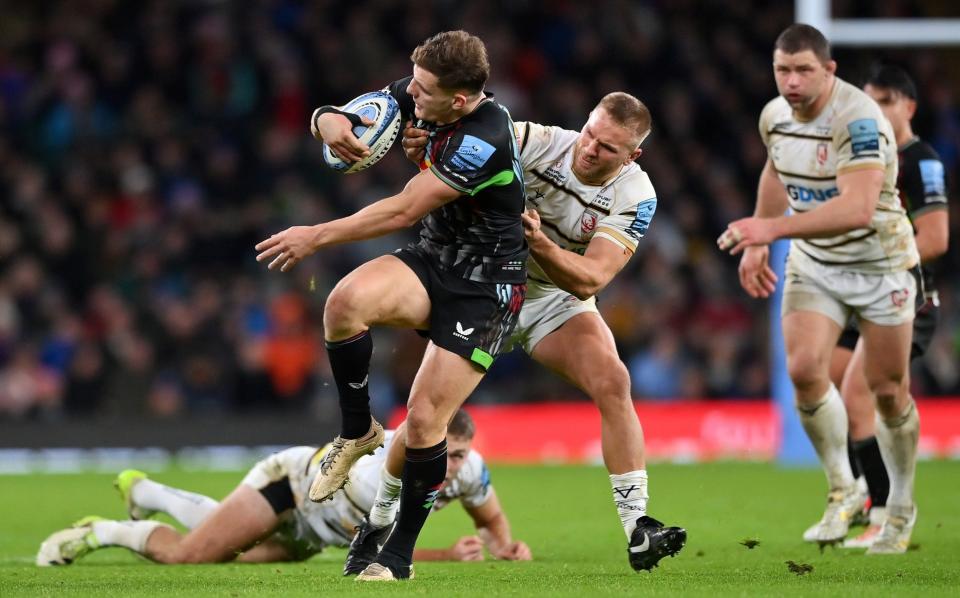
[311,105,362,131]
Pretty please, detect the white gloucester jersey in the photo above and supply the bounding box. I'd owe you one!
[515,121,657,287]
[291,431,493,549]
[759,77,918,273]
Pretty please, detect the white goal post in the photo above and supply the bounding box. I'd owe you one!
[797,0,960,45]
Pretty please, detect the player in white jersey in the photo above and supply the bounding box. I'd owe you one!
[36,410,531,568]
[396,93,686,572]
[717,24,920,554]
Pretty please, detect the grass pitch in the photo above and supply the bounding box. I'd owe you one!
[1,461,957,596]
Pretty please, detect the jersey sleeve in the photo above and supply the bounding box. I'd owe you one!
[832,102,887,174]
[430,115,514,196]
[457,451,493,508]
[757,98,778,149]
[902,146,948,217]
[593,173,658,252]
[384,77,416,123]
[517,121,557,169]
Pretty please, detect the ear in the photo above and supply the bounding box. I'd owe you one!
[625,148,643,164]
[825,60,837,75]
[451,92,468,111]
[905,98,917,120]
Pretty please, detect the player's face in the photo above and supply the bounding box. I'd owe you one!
[864,84,915,137]
[407,65,460,124]
[573,108,641,184]
[773,49,835,112]
[444,435,473,483]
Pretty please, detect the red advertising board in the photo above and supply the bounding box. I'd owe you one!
[389,399,960,463]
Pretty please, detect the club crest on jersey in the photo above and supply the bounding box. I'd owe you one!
[816,142,828,166]
[580,210,599,235]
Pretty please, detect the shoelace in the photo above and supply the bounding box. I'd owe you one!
[320,437,346,474]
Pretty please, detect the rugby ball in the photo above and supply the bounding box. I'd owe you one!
[321,91,401,174]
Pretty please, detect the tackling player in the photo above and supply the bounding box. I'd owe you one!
[720,24,921,554]
[386,92,687,573]
[255,31,527,580]
[36,410,532,567]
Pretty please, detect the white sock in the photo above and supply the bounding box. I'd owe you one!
[875,399,920,509]
[368,467,402,528]
[92,520,171,553]
[610,470,648,540]
[797,385,855,491]
[132,479,219,530]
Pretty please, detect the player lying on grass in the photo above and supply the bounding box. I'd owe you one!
[36,409,531,568]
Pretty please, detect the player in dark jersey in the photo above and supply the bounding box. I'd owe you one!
[826,65,949,548]
[255,31,527,581]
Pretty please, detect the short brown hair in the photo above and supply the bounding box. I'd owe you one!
[448,408,476,439]
[411,30,489,94]
[775,23,831,63]
[597,92,652,146]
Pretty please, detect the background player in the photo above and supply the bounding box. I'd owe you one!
[37,410,532,567]
[255,31,527,580]
[719,24,921,554]
[390,92,686,572]
[816,65,949,549]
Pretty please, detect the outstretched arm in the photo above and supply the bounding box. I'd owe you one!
[255,169,460,271]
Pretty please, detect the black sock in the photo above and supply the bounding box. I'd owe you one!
[377,439,447,576]
[326,331,373,439]
[852,436,889,508]
[847,437,861,479]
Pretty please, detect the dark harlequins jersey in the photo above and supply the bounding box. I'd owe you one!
[386,77,527,284]
[897,137,949,297]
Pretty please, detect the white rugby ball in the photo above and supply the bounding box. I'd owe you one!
[321,91,401,174]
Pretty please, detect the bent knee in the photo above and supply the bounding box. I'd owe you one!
[583,361,632,405]
[787,351,828,390]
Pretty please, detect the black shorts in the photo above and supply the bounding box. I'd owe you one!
[836,301,939,360]
[394,247,526,371]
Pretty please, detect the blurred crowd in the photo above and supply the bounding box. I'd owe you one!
[1,0,958,421]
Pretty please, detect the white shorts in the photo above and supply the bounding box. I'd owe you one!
[242,446,356,558]
[782,251,917,327]
[507,278,600,354]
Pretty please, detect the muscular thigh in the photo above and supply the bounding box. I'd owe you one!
[531,312,619,389]
[328,254,431,330]
[783,310,843,370]
[859,319,912,383]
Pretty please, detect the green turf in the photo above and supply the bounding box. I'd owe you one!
[1,461,957,596]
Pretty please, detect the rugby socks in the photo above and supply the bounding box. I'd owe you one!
[875,399,920,508]
[91,520,172,553]
[851,435,890,508]
[610,470,649,540]
[377,440,447,576]
[132,479,219,529]
[847,438,862,479]
[797,384,855,491]
[327,331,374,439]
[368,467,403,529]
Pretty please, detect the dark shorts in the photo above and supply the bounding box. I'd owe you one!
[837,301,939,360]
[394,247,526,371]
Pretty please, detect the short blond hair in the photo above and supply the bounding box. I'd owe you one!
[597,92,652,146]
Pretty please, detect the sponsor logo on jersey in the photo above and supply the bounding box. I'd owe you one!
[786,184,839,202]
[848,118,879,156]
[919,159,946,196]
[449,134,496,172]
[543,165,566,185]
